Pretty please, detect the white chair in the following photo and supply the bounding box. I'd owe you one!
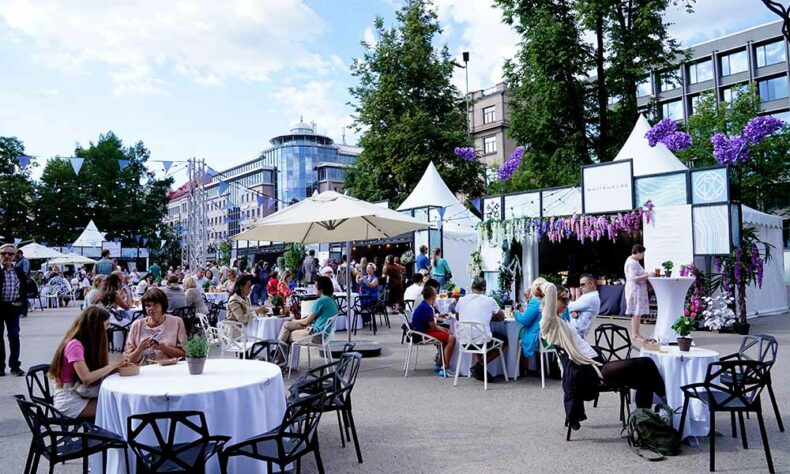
[68,287,79,307]
[196,313,221,347]
[41,286,60,309]
[453,320,507,390]
[288,315,337,379]
[514,337,557,389]
[217,321,263,359]
[401,311,445,377]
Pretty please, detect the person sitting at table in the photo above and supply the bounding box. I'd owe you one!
[403,272,424,304]
[227,275,267,325]
[83,274,105,309]
[224,268,238,294]
[455,277,506,382]
[206,269,218,286]
[321,266,342,292]
[356,263,380,315]
[47,266,72,307]
[266,270,279,301]
[568,274,601,339]
[49,306,122,418]
[278,276,338,351]
[136,274,153,296]
[514,278,547,361]
[162,275,187,311]
[539,281,666,431]
[277,270,294,301]
[183,276,209,315]
[413,278,441,312]
[97,271,133,323]
[410,286,455,376]
[124,288,187,365]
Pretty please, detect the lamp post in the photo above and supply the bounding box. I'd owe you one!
[452,51,471,139]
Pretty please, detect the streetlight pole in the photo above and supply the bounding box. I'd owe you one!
[453,51,471,140]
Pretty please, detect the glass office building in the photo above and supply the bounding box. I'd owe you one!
[261,121,360,208]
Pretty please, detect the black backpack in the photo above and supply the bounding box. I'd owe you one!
[623,407,682,460]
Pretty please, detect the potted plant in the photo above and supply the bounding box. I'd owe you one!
[185,335,209,375]
[671,314,696,352]
[701,294,736,334]
[271,295,284,315]
[661,261,674,277]
[679,264,689,277]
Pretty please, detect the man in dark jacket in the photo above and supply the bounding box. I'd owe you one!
[0,243,28,376]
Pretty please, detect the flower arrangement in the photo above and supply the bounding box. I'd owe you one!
[685,264,707,316]
[400,250,414,265]
[489,289,514,309]
[271,295,284,308]
[454,147,477,161]
[497,146,525,181]
[701,294,736,332]
[469,249,483,278]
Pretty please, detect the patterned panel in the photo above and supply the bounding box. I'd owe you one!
[542,187,581,217]
[635,173,688,207]
[692,168,728,204]
[484,197,502,220]
[504,192,541,219]
[693,205,730,255]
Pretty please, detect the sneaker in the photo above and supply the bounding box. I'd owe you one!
[433,364,442,373]
[10,368,25,377]
[470,363,485,381]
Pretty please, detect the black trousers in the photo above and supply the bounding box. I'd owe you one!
[0,302,23,371]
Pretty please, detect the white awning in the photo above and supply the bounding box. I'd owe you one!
[397,162,460,210]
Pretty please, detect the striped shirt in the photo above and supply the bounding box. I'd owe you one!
[2,267,19,302]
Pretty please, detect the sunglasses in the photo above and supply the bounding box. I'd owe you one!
[1,252,15,256]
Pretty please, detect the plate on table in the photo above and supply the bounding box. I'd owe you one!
[156,358,179,366]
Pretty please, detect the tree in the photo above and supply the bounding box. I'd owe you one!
[36,132,173,246]
[494,0,592,192]
[0,137,36,243]
[760,1,790,43]
[346,0,485,206]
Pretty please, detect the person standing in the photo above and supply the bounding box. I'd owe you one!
[383,254,405,312]
[624,245,650,342]
[0,244,27,376]
[302,250,317,285]
[148,261,162,281]
[415,245,431,274]
[93,249,114,276]
[15,249,30,277]
[430,248,452,290]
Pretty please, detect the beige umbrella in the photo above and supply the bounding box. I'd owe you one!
[19,242,67,259]
[48,252,97,265]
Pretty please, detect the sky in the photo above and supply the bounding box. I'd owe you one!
[0,0,781,185]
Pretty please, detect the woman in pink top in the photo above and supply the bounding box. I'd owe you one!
[48,306,121,418]
[124,287,187,365]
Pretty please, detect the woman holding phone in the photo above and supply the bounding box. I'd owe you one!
[124,288,187,364]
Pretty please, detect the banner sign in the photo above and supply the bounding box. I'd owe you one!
[582,160,634,214]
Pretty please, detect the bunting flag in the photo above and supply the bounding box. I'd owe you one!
[162,161,173,173]
[266,197,276,212]
[225,201,234,211]
[142,237,149,246]
[17,155,31,170]
[13,238,21,246]
[0,208,4,214]
[70,158,85,175]
[134,234,142,241]
[470,198,481,214]
[438,207,446,220]
[256,195,265,207]
[206,167,218,178]
[65,243,72,250]
[223,216,231,223]
[154,230,161,238]
[218,181,229,194]
[160,240,167,249]
[112,237,121,243]
[118,160,131,170]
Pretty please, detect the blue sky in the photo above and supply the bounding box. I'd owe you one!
[0,0,780,185]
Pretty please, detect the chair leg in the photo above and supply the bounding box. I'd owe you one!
[23,441,34,474]
[766,383,785,432]
[30,452,40,474]
[738,412,748,449]
[307,344,312,369]
[499,347,508,382]
[346,408,363,463]
[314,436,325,474]
[413,345,419,373]
[756,409,775,474]
[710,407,716,472]
[540,351,546,389]
[731,412,737,438]
[341,408,351,441]
[403,343,411,375]
[453,350,462,386]
[514,343,521,381]
[483,353,488,390]
[566,423,572,441]
[678,396,690,436]
[336,410,346,447]
[296,456,301,474]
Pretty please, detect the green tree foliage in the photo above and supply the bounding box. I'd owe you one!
[35,132,173,246]
[676,86,790,212]
[0,137,36,243]
[283,243,305,274]
[346,0,485,206]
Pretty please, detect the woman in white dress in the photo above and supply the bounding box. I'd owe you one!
[624,244,650,341]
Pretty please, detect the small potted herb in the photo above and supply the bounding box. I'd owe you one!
[661,261,674,277]
[271,295,284,316]
[671,314,695,352]
[185,335,209,375]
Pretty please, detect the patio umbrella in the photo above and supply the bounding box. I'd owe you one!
[232,190,431,344]
[48,252,97,265]
[18,242,67,259]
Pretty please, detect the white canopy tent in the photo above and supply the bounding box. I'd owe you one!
[18,242,67,260]
[614,114,687,176]
[742,206,788,316]
[72,220,106,248]
[48,253,97,265]
[397,162,480,289]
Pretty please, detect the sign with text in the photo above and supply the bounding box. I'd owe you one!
[582,160,634,214]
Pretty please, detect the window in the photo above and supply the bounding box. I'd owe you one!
[483,136,497,154]
[755,40,786,67]
[720,50,748,76]
[661,100,683,120]
[759,76,789,102]
[483,106,496,124]
[771,110,790,122]
[636,76,652,97]
[688,95,701,116]
[688,59,713,84]
[721,85,746,103]
[660,70,682,92]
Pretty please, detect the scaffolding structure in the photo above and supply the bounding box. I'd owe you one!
[183,158,208,270]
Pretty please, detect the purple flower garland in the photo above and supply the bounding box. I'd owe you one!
[454,147,477,161]
[497,146,525,181]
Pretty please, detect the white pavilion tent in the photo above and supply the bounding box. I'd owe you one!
[72,220,106,248]
[613,114,688,174]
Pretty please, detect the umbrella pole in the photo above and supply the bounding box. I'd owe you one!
[346,240,352,345]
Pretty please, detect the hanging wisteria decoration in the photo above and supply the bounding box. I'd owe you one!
[454,147,477,161]
[497,145,525,181]
[644,118,692,151]
[742,116,785,144]
[478,201,654,244]
[710,133,750,165]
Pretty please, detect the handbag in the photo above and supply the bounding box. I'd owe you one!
[74,381,101,399]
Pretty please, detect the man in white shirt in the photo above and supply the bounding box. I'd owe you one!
[194,268,209,293]
[455,277,505,381]
[403,273,424,303]
[568,274,601,340]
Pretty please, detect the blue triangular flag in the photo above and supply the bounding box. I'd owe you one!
[13,238,21,245]
[206,167,218,177]
[118,160,131,170]
[225,201,234,210]
[219,181,229,194]
[0,208,4,214]
[142,237,149,246]
[66,243,72,249]
[70,158,84,175]
[160,240,167,249]
[266,197,275,211]
[470,198,481,213]
[134,234,142,241]
[113,237,121,243]
[162,161,173,173]
[154,230,161,238]
[17,155,31,170]
[438,207,446,219]
[223,216,231,223]
[256,195,265,207]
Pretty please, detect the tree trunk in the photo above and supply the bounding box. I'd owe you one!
[738,280,748,324]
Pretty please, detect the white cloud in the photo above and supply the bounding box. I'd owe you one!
[665,0,778,46]
[363,26,377,48]
[274,80,356,144]
[0,0,337,94]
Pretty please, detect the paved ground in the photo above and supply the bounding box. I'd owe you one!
[1,305,788,473]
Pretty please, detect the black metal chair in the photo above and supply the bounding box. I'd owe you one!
[352,296,378,336]
[333,295,348,318]
[288,352,364,464]
[25,364,54,407]
[679,360,774,473]
[377,288,391,329]
[219,392,325,474]
[172,306,199,336]
[207,301,225,326]
[593,323,632,427]
[720,334,784,433]
[127,410,230,474]
[247,339,288,366]
[15,394,128,474]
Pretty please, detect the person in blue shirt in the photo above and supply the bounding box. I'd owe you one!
[514,278,547,359]
[429,248,452,289]
[278,276,338,347]
[415,245,431,273]
[356,263,380,312]
[410,286,454,375]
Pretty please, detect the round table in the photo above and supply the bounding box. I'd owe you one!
[640,345,719,440]
[247,316,290,341]
[334,293,362,331]
[648,276,694,343]
[94,359,287,474]
[205,292,229,305]
[436,297,454,315]
[448,318,521,379]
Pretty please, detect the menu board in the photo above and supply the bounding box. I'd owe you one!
[642,205,693,273]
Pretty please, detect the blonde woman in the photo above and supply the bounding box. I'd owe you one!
[224,269,238,294]
[183,276,209,315]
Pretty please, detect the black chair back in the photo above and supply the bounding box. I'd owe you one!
[336,352,363,395]
[15,395,52,454]
[403,299,414,312]
[594,324,632,362]
[25,364,53,406]
[278,392,325,459]
[738,334,778,368]
[705,360,770,409]
[172,306,199,335]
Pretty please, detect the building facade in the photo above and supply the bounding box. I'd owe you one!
[637,20,790,122]
[468,82,518,167]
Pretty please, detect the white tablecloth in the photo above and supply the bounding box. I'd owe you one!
[334,293,362,331]
[205,292,229,305]
[436,297,454,315]
[246,316,289,341]
[93,359,287,474]
[641,346,719,439]
[648,276,694,343]
[448,318,521,379]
